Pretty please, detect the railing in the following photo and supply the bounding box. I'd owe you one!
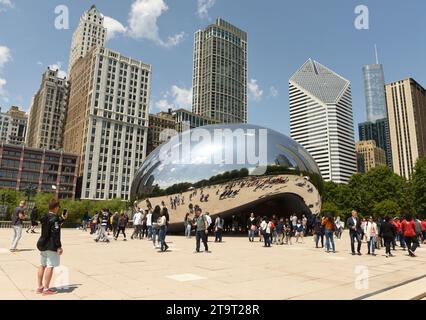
[0,221,31,229]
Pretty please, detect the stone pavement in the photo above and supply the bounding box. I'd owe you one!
[0,228,425,300]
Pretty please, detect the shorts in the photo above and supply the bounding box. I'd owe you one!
[40,250,60,268]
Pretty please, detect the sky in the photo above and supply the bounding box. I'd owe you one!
[0,0,425,140]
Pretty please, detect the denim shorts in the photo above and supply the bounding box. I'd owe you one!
[40,250,60,268]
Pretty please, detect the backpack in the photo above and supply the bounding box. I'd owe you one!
[415,220,422,234]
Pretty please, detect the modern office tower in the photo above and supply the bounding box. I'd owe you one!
[289,59,357,184]
[385,78,426,179]
[64,47,151,200]
[0,106,27,145]
[355,140,386,173]
[68,5,106,75]
[0,143,78,199]
[358,119,392,168]
[363,64,387,122]
[26,68,69,151]
[192,18,247,124]
[147,108,219,156]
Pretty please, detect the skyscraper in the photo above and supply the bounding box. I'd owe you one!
[0,106,27,145]
[358,119,392,168]
[385,78,426,179]
[64,47,151,200]
[192,18,247,124]
[289,59,357,183]
[68,5,106,75]
[355,140,386,173]
[26,68,69,150]
[363,64,387,122]
[360,55,392,168]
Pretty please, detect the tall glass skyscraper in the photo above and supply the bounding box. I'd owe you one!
[363,64,387,122]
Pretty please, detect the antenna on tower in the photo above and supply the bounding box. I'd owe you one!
[374,44,379,64]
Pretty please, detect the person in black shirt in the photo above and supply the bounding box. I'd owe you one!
[26,206,39,234]
[36,199,67,295]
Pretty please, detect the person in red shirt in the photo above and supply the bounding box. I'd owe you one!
[393,218,406,250]
[401,214,419,257]
[421,219,426,244]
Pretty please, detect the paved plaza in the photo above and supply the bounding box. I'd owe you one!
[0,229,425,300]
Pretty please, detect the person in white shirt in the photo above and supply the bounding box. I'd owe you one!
[146,210,153,240]
[364,216,378,256]
[205,212,212,241]
[131,210,143,240]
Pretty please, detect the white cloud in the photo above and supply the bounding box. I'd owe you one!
[0,0,13,12]
[0,45,11,70]
[269,86,279,97]
[104,16,127,41]
[155,99,174,112]
[197,0,216,19]
[155,85,193,111]
[0,45,11,102]
[127,0,185,48]
[48,62,67,79]
[171,85,192,109]
[248,79,264,102]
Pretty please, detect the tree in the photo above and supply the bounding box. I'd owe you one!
[411,157,426,217]
[321,201,342,218]
[0,189,24,218]
[373,200,401,218]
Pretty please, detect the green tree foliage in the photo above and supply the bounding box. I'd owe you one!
[372,200,401,218]
[0,189,24,218]
[324,166,415,219]
[411,157,426,216]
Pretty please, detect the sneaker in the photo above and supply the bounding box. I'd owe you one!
[36,287,44,294]
[385,253,389,258]
[357,252,362,256]
[42,288,57,296]
[94,239,99,242]
[205,250,212,253]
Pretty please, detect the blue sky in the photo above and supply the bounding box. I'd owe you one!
[0,0,425,139]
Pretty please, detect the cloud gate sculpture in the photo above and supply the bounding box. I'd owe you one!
[130,124,323,233]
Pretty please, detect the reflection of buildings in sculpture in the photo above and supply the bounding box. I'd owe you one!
[131,124,323,232]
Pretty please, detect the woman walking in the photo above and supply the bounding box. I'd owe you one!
[284,218,292,245]
[364,216,378,256]
[115,211,128,241]
[322,213,336,253]
[380,216,397,258]
[158,208,169,252]
[184,213,192,238]
[314,215,324,248]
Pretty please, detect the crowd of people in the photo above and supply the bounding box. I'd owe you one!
[5,196,426,296]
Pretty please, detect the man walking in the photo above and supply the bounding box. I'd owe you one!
[27,206,39,234]
[194,208,210,253]
[36,199,67,295]
[131,209,143,240]
[347,210,362,255]
[95,209,110,243]
[10,200,27,252]
[214,215,224,242]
